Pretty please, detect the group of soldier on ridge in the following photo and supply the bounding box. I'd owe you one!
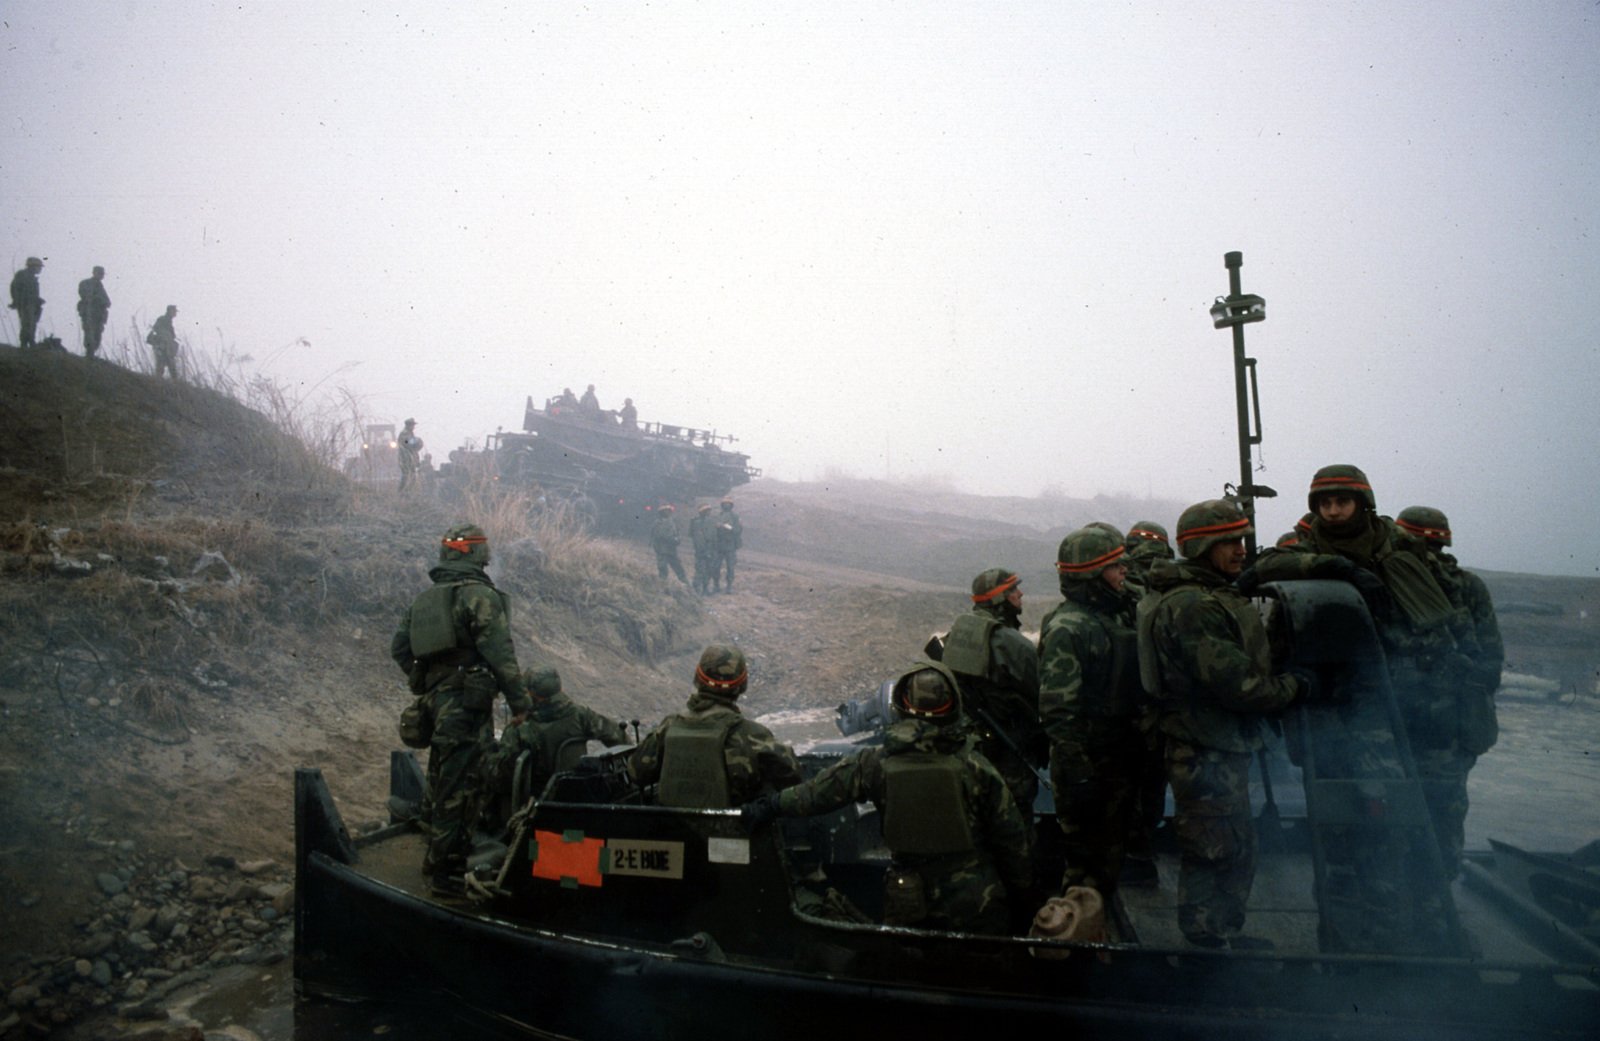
[651,497,742,593]
[392,463,1501,952]
[8,256,184,378]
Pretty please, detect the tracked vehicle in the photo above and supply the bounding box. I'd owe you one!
[437,395,759,530]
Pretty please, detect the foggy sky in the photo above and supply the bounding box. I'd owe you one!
[4,1,1597,576]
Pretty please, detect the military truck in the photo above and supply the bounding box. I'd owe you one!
[342,423,399,488]
[437,395,759,531]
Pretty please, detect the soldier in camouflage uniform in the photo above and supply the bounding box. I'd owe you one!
[941,567,1044,816]
[1253,469,1485,882]
[650,504,689,584]
[713,498,743,592]
[483,666,628,829]
[391,523,532,893]
[745,661,1033,934]
[1122,520,1172,599]
[1037,526,1143,896]
[1395,505,1504,875]
[628,645,802,806]
[688,503,718,594]
[1143,500,1309,948]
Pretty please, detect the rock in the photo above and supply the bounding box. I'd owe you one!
[187,878,220,902]
[0,1012,19,1034]
[124,977,150,1000]
[257,907,278,923]
[203,853,236,871]
[117,998,167,1021]
[258,883,293,915]
[235,859,275,876]
[6,984,39,1009]
[91,961,112,987]
[74,960,92,978]
[129,906,157,933]
[169,923,189,942]
[223,881,258,903]
[96,873,127,896]
[76,932,115,958]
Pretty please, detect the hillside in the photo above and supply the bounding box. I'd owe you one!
[1,344,1597,1039]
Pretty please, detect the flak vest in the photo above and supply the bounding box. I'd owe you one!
[882,753,974,855]
[658,713,741,808]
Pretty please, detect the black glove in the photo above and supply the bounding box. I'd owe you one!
[1312,556,1357,581]
[1286,666,1321,704]
[741,793,781,829]
[1234,567,1261,596]
[1347,568,1389,610]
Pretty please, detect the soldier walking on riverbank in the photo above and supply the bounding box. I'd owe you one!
[77,266,110,359]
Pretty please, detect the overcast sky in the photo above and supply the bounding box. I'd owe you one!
[3,1,1597,576]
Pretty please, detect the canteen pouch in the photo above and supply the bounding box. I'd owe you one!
[882,867,929,926]
[399,694,433,749]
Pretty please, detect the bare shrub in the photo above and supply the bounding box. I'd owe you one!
[123,676,185,728]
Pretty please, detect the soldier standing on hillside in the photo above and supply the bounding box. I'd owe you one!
[397,418,424,493]
[689,502,718,594]
[1038,526,1143,897]
[76,266,110,359]
[940,567,1044,818]
[9,257,44,349]
[650,505,689,584]
[714,498,743,592]
[390,523,532,895]
[628,644,802,806]
[1143,499,1311,949]
[147,305,181,380]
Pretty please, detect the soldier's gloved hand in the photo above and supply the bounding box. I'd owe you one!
[741,793,781,829]
[1347,568,1389,610]
[1311,555,1357,581]
[1233,567,1261,596]
[1286,666,1321,704]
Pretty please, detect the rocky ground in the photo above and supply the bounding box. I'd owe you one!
[1,345,1597,1039]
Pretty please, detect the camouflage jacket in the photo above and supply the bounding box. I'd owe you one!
[9,268,40,311]
[491,692,627,793]
[1037,580,1141,779]
[389,561,530,714]
[77,277,110,322]
[627,691,801,803]
[715,510,742,550]
[1435,553,1505,698]
[947,603,1042,757]
[650,514,681,552]
[1123,541,1170,600]
[688,513,716,555]
[148,312,177,349]
[1144,558,1299,753]
[776,718,1032,895]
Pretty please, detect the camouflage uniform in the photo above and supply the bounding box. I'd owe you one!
[1396,505,1504,878]
[714,500,742,591]
[390,524,531,884]
[148,306,181,380]
[1122,520,1172,600]
[77,267,110,359]
[483,667,627,826]
[688,504,718,593]
[650,507,688,583]
[397,419,423,492]
[628,645,802,805]
[1119,520,1172,882]
[772,662,1033,934]
[9,258,43,349]
[1038,527,1143,895]
[1144,501,1303,946]
[941,568,1044,816]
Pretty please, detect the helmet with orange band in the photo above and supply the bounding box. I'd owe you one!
[694,644,749,698]
[1056,525,1127,582]
[439,523,491,567]
[1175,500,1254,561]
[1396,505,1452,548]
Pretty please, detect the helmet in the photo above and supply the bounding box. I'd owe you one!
[1125,521,1170,552]
[1087,521,1123,541]
[891,663,960,724]
[403,417,416,426]
[694,644,748,696]
[970,567,1020,605]
[1396,505,1452,547]
[1308,464,1376,513]
[439,522,490,566]
[25,256,42,269]
[659,504,675,513]
[697,503,712,513]
[720,498,734,509]
[1175,500,1253,560]
[522,665,562,698]
[1056,525,1126,580]
[1275,530,1300,549]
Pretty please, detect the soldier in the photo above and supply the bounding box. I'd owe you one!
[390,523,532,894]
[1122,520,1172,598]
[1142,499,1310,948]
[714,497,742,592]
[579,383,600,413]
[397,418,424,492]
[628,644,802,806]
[941,567,1043,816]
[483,666,627,829]
[9,257,44,349]
[619,397,638,430]
[555,387,579,413]
[1395,504,1505,873]
[1038,526,1144,897]
[147,305,181,380]
[688,502,718,594]
[650,504,689,584]
[1252,467,1484,884]
[76,266,110,359]
[744,662,1033,935]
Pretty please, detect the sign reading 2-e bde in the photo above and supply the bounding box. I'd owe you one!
[605,839,684,879]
